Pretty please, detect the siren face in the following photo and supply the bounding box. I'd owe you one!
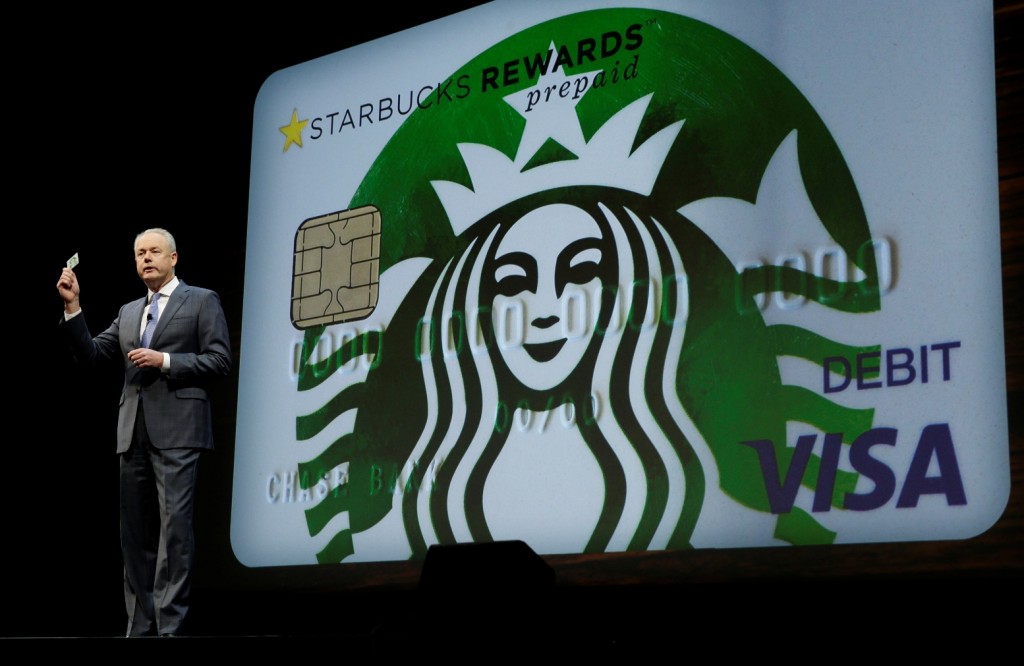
[490,204,606,391]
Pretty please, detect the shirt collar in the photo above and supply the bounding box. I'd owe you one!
[149,276,180,303]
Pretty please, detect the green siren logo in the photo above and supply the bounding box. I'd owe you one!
[293,10,887,562]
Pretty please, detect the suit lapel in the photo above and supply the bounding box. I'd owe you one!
[128,297,147,347]
[149,280,191,349]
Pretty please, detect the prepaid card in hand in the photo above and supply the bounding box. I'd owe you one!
[233,0,1008,566]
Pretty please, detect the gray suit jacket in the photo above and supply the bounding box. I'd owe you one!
[64,280,232,453]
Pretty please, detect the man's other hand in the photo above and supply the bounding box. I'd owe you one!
[127,348,163,369]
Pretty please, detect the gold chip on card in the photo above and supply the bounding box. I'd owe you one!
[291,205,380,329]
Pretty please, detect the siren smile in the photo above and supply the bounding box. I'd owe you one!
[524,339,567,363]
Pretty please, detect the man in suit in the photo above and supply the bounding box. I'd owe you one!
[57,228,231,637]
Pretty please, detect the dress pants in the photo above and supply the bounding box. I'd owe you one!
[120,404,201,637]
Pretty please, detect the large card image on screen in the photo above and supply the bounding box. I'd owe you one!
[233,1,1007,566]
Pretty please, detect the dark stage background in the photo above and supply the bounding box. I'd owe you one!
[13,1,1021,642]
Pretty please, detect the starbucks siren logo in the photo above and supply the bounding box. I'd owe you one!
[293,10,882,562]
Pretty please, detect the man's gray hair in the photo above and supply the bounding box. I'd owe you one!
[135,228,177,253]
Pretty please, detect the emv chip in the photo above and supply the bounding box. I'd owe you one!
[291,205,380,328]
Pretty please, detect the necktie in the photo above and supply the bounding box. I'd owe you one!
[141,293,161,348]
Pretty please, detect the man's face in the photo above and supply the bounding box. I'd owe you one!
[135,232,177,291]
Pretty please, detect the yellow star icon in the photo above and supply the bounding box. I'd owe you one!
[280,109,309,152]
